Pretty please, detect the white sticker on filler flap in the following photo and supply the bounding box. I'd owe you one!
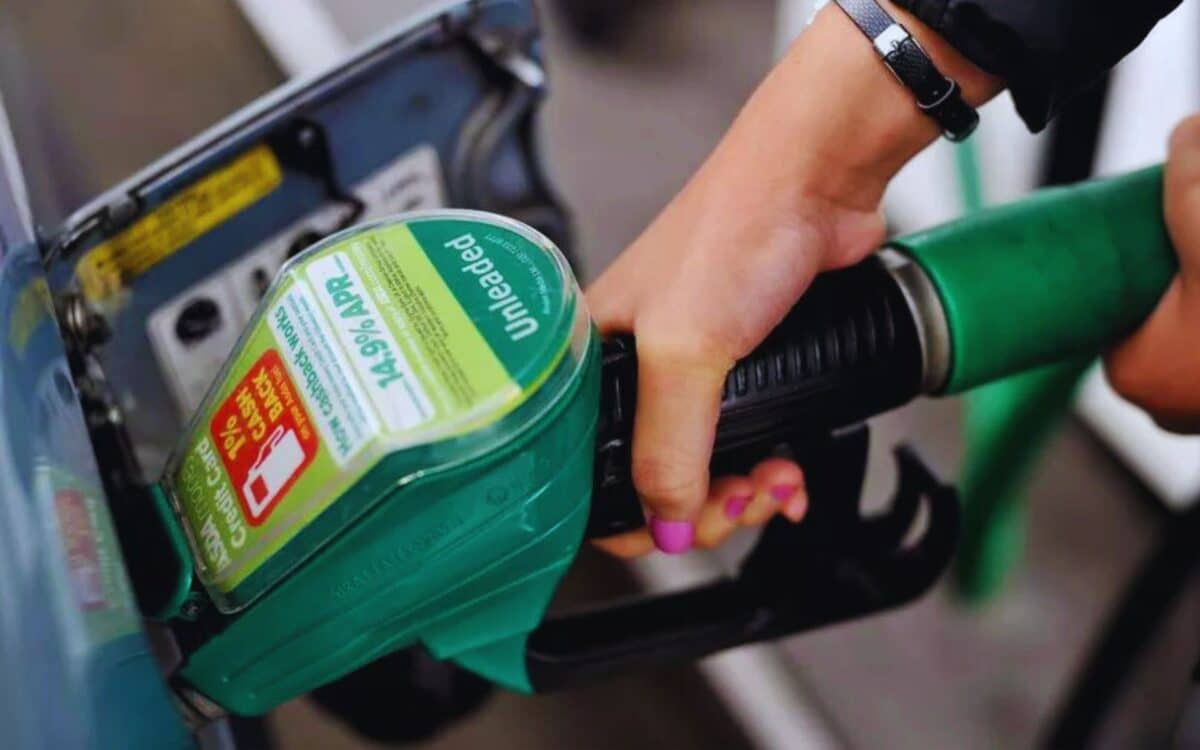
[147,273,250,417]
[147,144,446,420]
[356,144,446,220]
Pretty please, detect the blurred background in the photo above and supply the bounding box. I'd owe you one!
[2,0,1198,747]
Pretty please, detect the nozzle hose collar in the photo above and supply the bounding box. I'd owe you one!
[880,248,951,393]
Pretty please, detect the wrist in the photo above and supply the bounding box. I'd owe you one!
[721,0,1001,211]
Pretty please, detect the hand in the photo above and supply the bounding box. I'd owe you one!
[586,3,1000,557]
[1105,115,1200,434]
[587,156,883,557]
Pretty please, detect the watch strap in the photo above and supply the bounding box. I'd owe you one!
[834,0,979,141]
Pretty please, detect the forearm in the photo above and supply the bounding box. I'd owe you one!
[896,0,1183,130]
[699,1,1002,218]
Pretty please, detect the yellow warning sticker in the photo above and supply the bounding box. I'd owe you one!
[76,145,282,301]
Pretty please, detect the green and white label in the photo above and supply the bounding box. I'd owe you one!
[306,252,433,432]
[163,214,576,608]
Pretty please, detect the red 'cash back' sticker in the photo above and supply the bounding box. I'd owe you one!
[210,349,317,526]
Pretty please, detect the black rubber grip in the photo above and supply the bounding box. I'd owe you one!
[587,255,926,538]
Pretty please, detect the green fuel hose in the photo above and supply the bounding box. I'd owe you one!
[893,165,1174,601]
[893,165,1173,396]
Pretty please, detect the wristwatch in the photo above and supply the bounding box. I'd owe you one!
[831,0,979,142]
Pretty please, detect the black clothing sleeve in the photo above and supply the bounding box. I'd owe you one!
[892,0,1184,131]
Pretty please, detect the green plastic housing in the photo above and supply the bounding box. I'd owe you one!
[893,166,1177,394]
[170,212,601,711]
[180,341,599,711]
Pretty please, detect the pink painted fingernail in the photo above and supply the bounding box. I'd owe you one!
[724,494,752,520]
[784,495,808,522]
[771,484,798,503]
[649,518,695,554]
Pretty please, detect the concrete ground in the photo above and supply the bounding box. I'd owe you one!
[3,0,1197,748]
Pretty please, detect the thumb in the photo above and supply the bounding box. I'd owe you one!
[631,333,731,554]
[1164,113,1200,276]
[1104,115,1200,431]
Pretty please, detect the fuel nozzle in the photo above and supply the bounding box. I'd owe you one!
[589,165,1176,540]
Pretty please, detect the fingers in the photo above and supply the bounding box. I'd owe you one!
[594,477,754,559]
[594,462,808,559]
[754,459,808,522]
[635,461,808,556]
[1105,115,1200,432]
[630,333,732,553]
[739,458,807,526]
[1105,274,1200,430]
[592,529,655,560]
[694,476,754,550]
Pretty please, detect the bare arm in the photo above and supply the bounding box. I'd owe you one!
[588,2,1001,556]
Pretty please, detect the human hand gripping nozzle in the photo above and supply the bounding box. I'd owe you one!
[157,167,1173,720]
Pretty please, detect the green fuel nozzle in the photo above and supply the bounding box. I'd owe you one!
[163,167,1173,719]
